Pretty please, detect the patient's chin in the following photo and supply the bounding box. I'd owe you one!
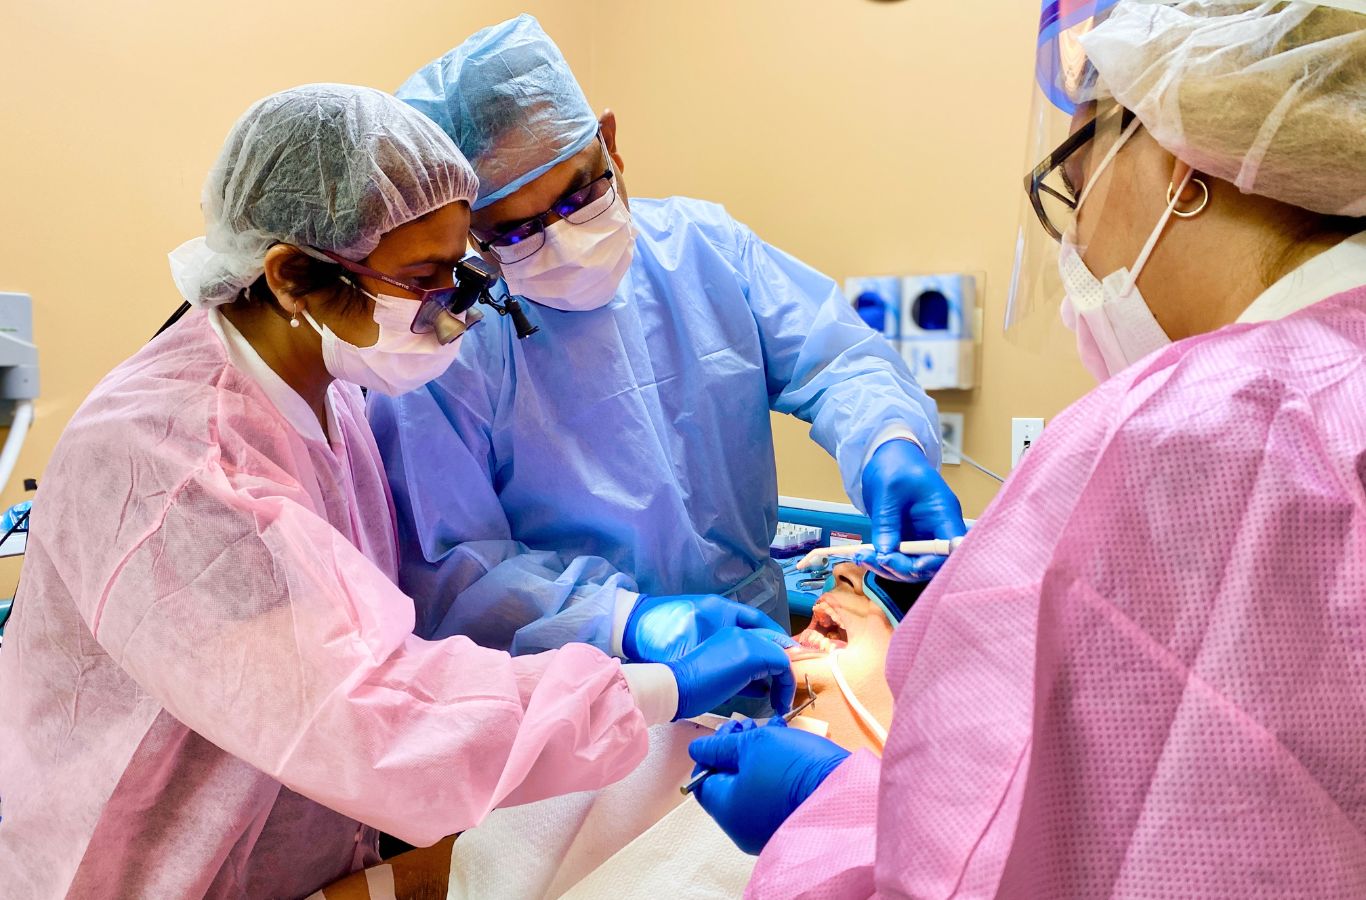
[791,655,835,696]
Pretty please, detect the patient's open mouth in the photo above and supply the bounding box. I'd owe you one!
[794,599,848,653]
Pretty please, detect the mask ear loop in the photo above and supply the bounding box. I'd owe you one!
[1066,115,1143,252]
[299,307,326,338]
[339,275,379,304]
[1076,116,1143,211]
[1119,167,1196,298]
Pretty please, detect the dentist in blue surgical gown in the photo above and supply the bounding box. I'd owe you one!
[368,15,965,668]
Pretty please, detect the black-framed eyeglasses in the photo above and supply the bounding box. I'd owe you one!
[1024,106,1133,242]
[317,249,495,345]
[470,138,617,264]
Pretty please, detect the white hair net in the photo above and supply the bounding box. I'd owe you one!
[397,15,599,211]
[170,83,479,309]
[1080,0,1366,217]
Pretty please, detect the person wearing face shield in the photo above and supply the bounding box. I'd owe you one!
[0,84,797,900]
[684,2,1366,896]
[366,16,965,681]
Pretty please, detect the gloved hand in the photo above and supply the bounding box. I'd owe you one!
[857,438,966,582]
[624,593,795,663]
[688,717,850,855]
[665,627,796,719]
[1,500,32,534]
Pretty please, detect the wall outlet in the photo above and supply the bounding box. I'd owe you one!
[1011,417,1045,469]
[939,412,964,466]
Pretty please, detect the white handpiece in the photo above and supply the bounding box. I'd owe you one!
[794,536,964,571]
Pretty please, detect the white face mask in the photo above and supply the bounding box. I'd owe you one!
[1058,121,1194,382]
[302,287,466,396]
[499,189,636,312]
[1058,227,1175,382]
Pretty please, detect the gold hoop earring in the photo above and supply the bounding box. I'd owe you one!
[1167,177,1209,218]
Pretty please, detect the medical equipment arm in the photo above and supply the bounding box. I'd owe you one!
[735,221,942,508]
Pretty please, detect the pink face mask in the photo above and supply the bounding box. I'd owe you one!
[1057,268,1116,382]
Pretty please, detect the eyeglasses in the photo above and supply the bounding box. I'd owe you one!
[470,140,618,264]
[316,249,496,345]
[1024,107,1133,242]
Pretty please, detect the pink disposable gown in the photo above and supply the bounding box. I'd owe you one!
[750,286,1366,898]
[0,311,649,899]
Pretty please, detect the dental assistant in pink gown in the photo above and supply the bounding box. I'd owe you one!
[689,3,1366,896]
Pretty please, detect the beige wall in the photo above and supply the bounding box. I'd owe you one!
[0,0,597,584]
[586,0,1095,518]
[0,0,592,512]
[0,0,1094,595]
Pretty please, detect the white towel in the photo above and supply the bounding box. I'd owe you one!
[450,721,744,899]
[560,796,754,899]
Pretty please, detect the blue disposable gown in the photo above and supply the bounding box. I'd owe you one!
[368,197,940,653]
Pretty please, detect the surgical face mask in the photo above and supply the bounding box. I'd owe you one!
[302,286,465,396]
[499,189,636,312]
[1058,124,1194,382]
[1058,229,1175,382]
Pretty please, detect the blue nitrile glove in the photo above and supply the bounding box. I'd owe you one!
[857,438,967,583]
[1,500,32,534]
[665,627,796,720]
[688,717,850,855]
[625,593,796,663]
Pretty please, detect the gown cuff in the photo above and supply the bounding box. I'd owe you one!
[621,662,679,726]
[860,424,926,474]
[610,588,642,659]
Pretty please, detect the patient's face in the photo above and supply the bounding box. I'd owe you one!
[787,563,895,747]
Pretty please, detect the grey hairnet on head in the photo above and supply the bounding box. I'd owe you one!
[1081,0,1366,217]
[170,83,479,309]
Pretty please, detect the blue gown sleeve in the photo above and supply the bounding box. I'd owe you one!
[729,217,943,506]
[367,363,638,655]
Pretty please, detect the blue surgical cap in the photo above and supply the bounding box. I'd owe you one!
[398,15,599,211]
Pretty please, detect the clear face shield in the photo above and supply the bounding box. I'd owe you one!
[1005,0,1133,349]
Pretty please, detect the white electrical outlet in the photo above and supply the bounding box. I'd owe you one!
[1011,417,1045,468]
[939,413,964,466]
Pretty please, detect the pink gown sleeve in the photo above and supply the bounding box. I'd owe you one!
[745,750,882,900]
[83,462,649,847]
